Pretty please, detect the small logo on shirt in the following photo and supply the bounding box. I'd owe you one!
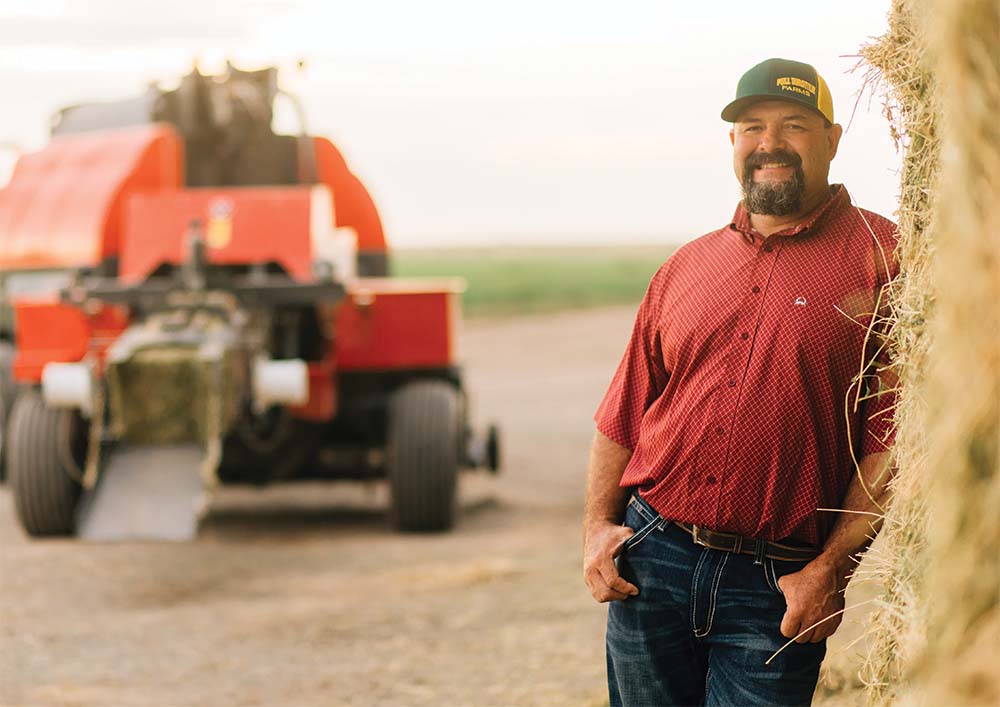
[794,296,808,306]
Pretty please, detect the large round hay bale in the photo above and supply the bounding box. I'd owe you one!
[861,1,999,704]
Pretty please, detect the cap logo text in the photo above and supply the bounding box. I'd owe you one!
[776,76,816,98]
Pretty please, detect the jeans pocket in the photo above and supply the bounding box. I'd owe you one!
[621,504,663,555]
[766,557,812,597]
[764,558,784,596]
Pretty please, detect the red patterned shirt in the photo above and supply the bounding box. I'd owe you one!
[595,186,898,545]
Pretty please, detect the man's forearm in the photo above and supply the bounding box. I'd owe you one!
[582,430,640,602]
[583,430,633,529]
[816,451,893,585]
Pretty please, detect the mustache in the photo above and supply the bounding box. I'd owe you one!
[744,149,802,172]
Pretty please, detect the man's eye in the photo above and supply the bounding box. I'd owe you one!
[744,126,762,133]
[787,124,805,131]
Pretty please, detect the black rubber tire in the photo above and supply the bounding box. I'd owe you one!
[0,341,18,481]
[8,391,84,536]
[387,380,460,532]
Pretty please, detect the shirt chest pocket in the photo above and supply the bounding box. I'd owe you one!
[782,289,873,371]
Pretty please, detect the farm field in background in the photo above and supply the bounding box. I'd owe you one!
[394,245,677,317]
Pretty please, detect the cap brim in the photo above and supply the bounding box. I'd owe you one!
[720,94,829,123]
[721,96,770,122]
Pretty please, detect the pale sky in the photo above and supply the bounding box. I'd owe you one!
[1,0,899,248]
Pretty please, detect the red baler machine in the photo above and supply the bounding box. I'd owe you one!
[0,64,498,540]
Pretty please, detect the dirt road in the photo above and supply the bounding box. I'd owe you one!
[0,306,870,706]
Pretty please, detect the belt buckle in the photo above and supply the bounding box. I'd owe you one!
[691,525,709,548]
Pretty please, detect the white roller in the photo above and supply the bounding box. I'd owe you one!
[41,362,92,416]
[253,358,309,412]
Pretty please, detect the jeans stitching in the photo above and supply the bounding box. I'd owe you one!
[689,549,709,633]
[630,495,656,523]
[763,558,778,592]
[769,558,785,596]
[695,552,729,637]
[623,515,660,553]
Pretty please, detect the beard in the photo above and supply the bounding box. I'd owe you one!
[740,149,806,216]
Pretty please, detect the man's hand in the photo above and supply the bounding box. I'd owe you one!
[776,450,893,643]
[777,557,846,643]
[584,520,640,602]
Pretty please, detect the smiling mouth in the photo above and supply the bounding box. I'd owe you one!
[752,162,795,181]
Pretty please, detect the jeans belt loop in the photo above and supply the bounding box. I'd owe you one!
[753,538,767,566]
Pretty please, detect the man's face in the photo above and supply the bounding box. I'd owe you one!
[729,100,842,217]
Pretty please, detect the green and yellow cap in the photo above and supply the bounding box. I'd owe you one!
[721,58,834,124]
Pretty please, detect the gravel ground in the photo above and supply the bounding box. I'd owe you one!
[0,305,872,706]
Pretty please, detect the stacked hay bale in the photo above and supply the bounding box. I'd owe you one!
[861,0,1000,704]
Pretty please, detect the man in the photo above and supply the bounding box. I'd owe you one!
[583,58,898,707]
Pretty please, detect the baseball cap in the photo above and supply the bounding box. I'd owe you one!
[721,58,834,124]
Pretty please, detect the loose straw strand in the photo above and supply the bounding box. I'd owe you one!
[765,599,876,665]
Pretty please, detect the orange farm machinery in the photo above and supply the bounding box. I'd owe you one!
[0,65,499,540]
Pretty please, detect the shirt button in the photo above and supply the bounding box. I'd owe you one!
[763,244,773,253]
[740,332,749,340]
[706,475,717,484]
[751,285,761,293]
[728,379,737,387]
[716,426,725,435]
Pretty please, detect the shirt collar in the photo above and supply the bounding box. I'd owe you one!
[729,184,850,244]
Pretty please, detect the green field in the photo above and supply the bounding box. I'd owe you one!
[393,245,677,317]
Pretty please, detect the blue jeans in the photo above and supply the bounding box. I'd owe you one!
[607,494,825,707]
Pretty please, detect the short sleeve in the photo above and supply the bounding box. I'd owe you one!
[594,266,670,450]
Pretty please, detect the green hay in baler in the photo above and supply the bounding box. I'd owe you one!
[860,0,1000,704]
[107,347,241,445]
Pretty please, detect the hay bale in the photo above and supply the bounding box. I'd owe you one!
[860,0,1000,704]
[858,1,939,700]
[914,0,1000,703]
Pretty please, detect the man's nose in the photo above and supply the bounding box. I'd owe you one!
[757,126,787,153]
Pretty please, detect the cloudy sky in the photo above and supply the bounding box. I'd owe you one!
[1,0,899,247]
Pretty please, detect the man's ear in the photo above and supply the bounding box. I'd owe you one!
[729,128,735,146]
[827,123,844,160]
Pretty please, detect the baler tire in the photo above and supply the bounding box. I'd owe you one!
[387,380,460,532]
[8,391,83,536]
[0,341,16,482]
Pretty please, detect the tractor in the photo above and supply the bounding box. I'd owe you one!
[0,63,499,540]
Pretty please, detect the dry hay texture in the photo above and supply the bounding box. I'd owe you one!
[107,347,242,445]
[860,0,1000,705]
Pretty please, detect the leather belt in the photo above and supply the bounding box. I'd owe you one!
[673,522,818,562]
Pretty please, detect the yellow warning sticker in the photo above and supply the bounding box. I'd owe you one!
[206,198,233,249]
